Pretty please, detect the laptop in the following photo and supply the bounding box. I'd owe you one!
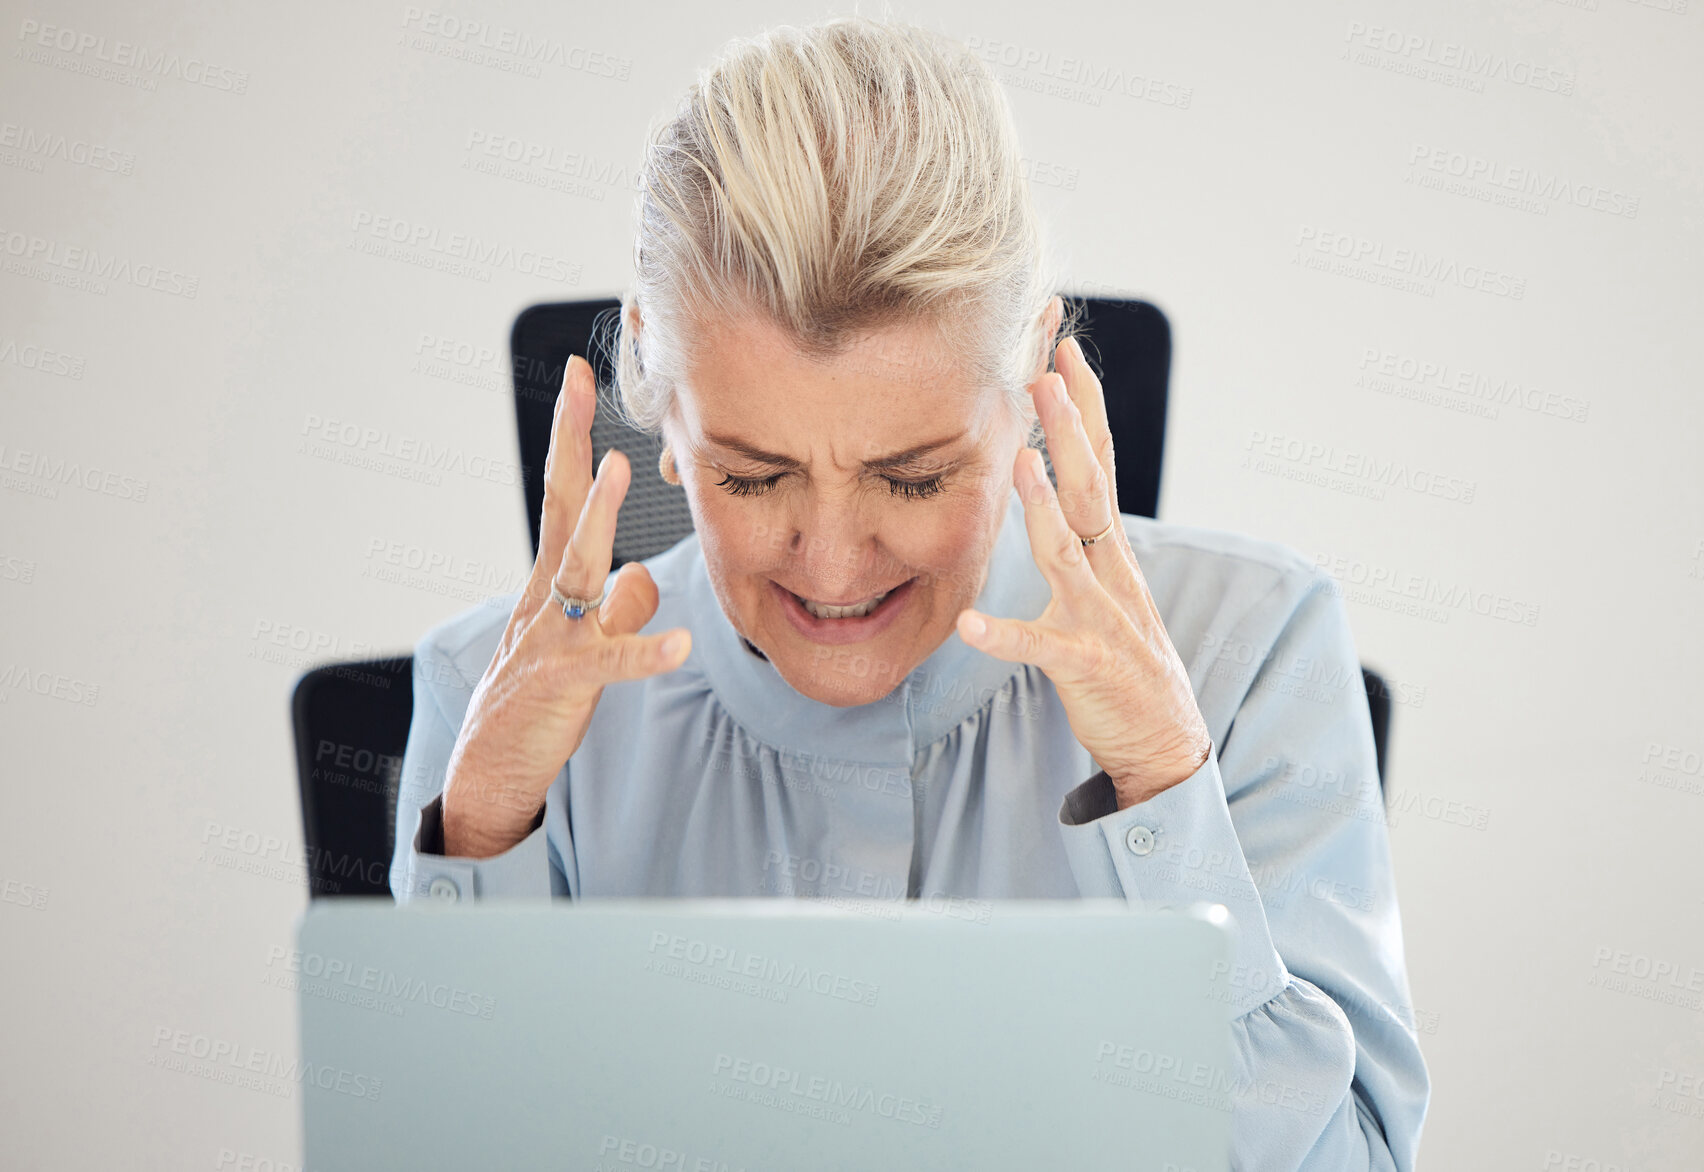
[297,899,1235,1171]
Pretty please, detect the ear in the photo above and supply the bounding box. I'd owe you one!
[1030,294,1064,384]
[1015,295,1065,441]
[656,373,692,476]
[658,405,682,458]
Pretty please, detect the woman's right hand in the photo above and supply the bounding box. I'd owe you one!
[439,353,692,858]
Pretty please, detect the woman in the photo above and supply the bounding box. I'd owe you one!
[390,16,1429,1168]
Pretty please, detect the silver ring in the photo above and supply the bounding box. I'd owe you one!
[1078,517,1118,547]
[550,581,606,620]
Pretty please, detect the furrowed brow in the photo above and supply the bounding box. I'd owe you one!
[700,433,803,470]
[703,430,964,472]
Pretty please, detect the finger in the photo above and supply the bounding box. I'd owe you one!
[1031,363,1117,553]
[1014,447,1100,601]
[1056,335,1119,512]
[595,563,660,638]
[955,608,1064,674]
[1050,336,1153,602]
[562,627,692,688]
[554,447,627,611]
[528,354,597,610]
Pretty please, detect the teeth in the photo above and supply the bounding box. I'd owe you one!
[800,590,889,620]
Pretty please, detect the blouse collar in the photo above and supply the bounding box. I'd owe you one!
[688,485,1048,766]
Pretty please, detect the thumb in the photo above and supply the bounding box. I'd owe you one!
[597,562,660,637]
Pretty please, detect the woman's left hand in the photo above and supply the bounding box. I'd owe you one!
[956,334,1212,810]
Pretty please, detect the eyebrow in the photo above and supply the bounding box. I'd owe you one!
[701,430,966,472]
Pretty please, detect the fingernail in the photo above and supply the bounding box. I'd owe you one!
[961,613,986,640]
[662,632,688,659]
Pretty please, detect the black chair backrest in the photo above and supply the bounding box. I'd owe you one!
[509,297,1175,568]
[511,298,688,570]
[290,657,415,899]
[1065,298,1171,522]
[1360,667,1394,791]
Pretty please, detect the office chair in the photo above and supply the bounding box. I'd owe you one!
[290,656,414,898]
[291,296,1394,899]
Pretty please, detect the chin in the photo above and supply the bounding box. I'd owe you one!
[750,575,940,706]
[778,650,915,708]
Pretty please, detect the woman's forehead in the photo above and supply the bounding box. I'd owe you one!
[674,310,996,440]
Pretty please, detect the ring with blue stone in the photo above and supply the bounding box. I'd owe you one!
[550,581,606,621]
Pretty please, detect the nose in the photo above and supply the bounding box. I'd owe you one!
[783,490,880,590]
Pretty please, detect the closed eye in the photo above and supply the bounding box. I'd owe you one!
[712,471,947,500]
[885,475,944,499]
[714,471,784,497]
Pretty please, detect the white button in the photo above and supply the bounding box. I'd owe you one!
[427,877,460,901]
[1125,826,1157,856]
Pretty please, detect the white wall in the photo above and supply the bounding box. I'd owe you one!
[3,0,1700,1167]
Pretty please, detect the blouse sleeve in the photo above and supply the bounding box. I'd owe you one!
[388,620,568,903]
[1055,567,1430,1170]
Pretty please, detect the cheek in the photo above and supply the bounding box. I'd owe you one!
[689,492,784,577]
[905,525,981,598]
[901,498,1005,603]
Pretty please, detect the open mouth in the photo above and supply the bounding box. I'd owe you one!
[793,590,892,620]
[770,577,917,644]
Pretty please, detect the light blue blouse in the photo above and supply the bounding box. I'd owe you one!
[391,485,1430,1169]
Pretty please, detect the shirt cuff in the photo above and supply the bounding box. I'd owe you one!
[398,794,552,901]
[1056,740,1288,1017]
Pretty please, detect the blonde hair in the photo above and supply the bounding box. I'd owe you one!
[603,15,1071,445]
